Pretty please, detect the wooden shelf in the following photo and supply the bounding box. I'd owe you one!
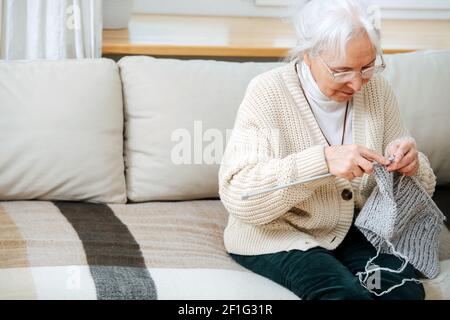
[102,14,450,58]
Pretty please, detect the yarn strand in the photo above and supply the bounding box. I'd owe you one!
[356,240,421,296]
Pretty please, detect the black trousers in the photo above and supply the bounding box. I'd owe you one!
[229,223,425,300]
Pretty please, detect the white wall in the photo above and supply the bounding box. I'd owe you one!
[133,0,298,18]
[377,0,450,19]
[133,0,450,20]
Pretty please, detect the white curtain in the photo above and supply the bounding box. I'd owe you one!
[0,0,102,60]
[0,2,3,54]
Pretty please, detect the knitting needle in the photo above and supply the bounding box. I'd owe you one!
[241,156,395,200]
[241,173,333,200]
[388,155,395,163]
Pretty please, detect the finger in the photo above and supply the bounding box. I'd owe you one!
[398,159,418,176]
[340,164,360,181]
[345,172,355,181]
[359,146,390,166]
[351,165,364,178]
[388,148,417,171]
[386,141,400,156]
[390,141,414,166]
[396,149,418,170]
[355,156,374,174]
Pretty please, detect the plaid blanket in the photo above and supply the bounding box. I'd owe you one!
[0,200,449,299]
[0,200,255,299]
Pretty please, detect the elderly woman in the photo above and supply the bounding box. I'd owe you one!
[218,0,436,300]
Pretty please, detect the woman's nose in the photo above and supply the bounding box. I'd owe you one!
[348,75,363,92]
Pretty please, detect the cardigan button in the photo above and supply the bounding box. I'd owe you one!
[341,189,353,201]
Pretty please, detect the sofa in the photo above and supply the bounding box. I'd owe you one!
[0,50,449,300]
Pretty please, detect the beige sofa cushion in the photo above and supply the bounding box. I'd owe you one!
[119,56,282,201]
[0,59,126,203]
[383,50,450,185]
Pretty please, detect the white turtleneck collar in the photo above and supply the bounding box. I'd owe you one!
[296,60,354,145]
[297,60,347,112]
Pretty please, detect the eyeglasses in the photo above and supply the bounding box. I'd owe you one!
[317,54,386,83]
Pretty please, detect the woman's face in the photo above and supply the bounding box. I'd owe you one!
[304,32,377,103]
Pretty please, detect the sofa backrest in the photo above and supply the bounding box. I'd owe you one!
[118,56,283,201]
[0,50,449,203]
[119,50,450,202]
[0,59,127,203]
[382,50,450,185]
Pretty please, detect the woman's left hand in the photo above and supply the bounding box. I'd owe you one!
[386,139,419,176]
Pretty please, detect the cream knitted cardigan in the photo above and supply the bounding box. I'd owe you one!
[218,58,437,256]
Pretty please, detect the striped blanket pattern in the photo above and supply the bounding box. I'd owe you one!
[1,200,449,299]
[0,200,250,300]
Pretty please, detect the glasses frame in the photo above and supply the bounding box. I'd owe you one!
[317,54,386,83]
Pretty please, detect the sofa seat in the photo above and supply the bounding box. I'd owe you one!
[0,200,448,300]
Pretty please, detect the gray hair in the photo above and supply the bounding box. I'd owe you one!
[283,0,381,63]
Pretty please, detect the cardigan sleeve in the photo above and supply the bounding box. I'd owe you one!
[380,77,437,196]
[218,79,332,226]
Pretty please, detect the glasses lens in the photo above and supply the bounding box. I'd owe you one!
[334,72,355,83]
[361,67,375,79]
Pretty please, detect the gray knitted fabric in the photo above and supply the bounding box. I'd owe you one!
[355,163,446,279]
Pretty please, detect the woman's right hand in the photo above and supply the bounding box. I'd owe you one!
[324,144,390,181]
